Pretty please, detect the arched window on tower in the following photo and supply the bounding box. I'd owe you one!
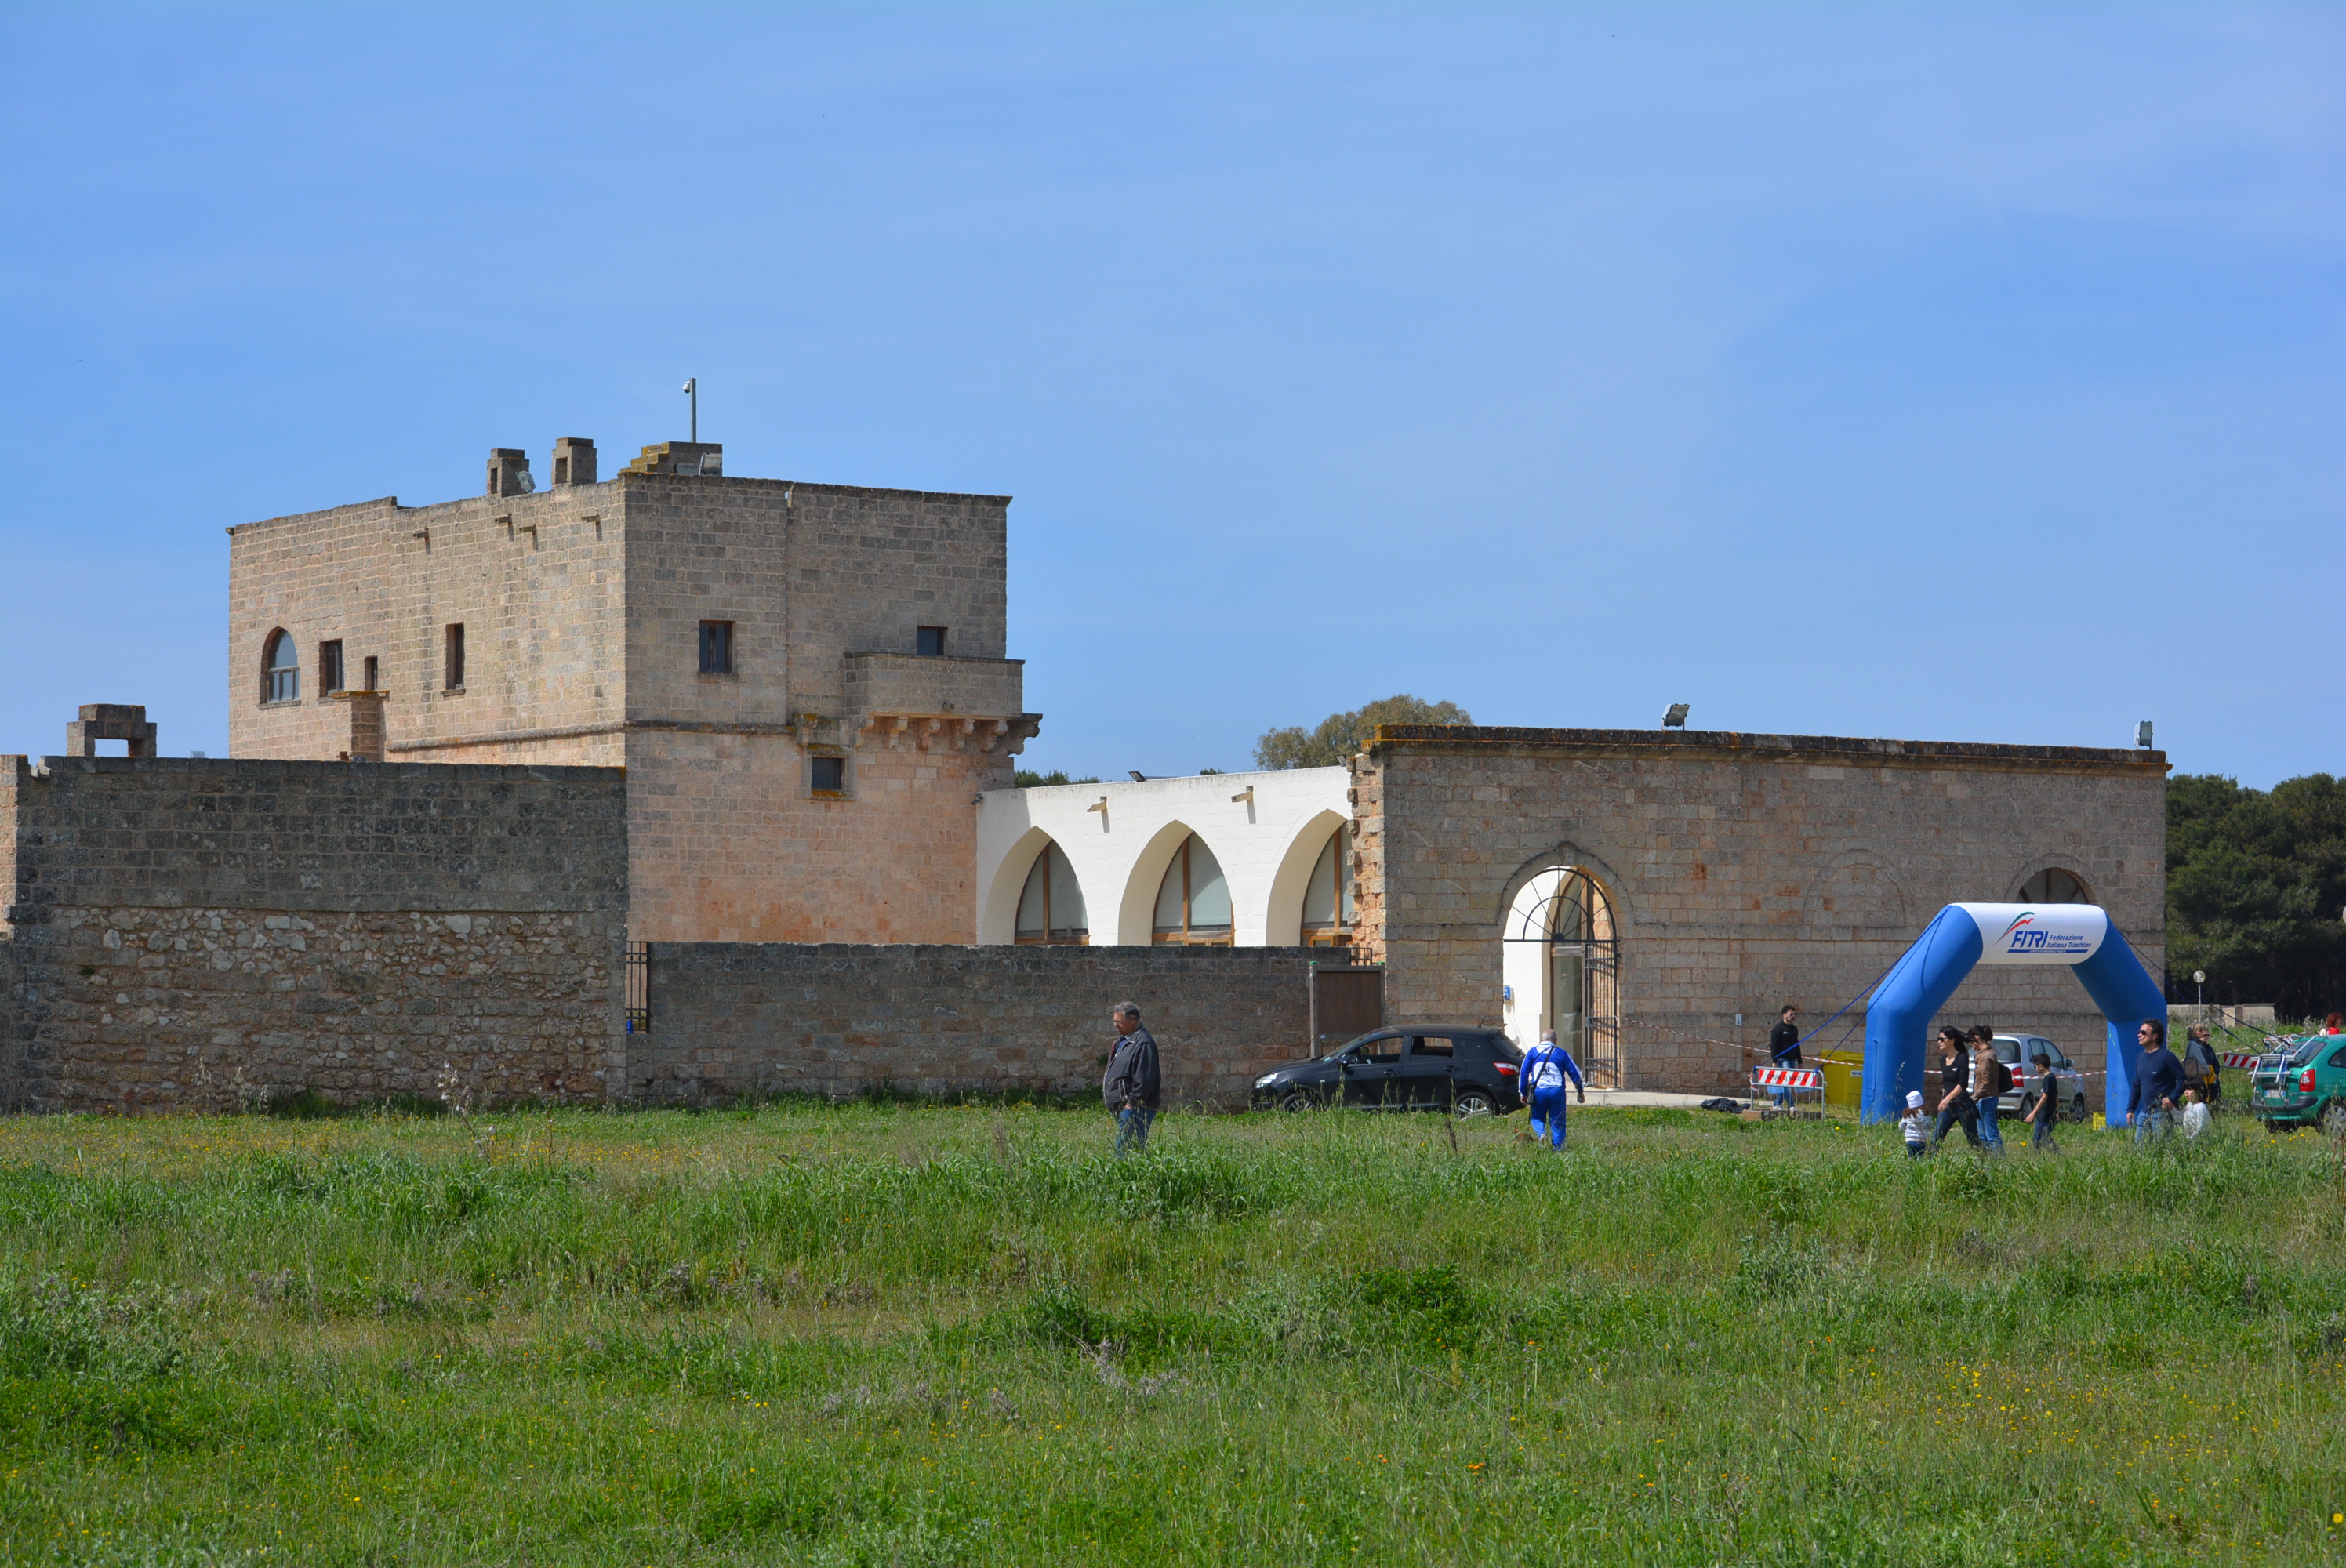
[1153,833,1233,946]
[261,630,299,704]
[2017,867,2093,905]
[1014,840,1088,945]
[1299,825,1353,947]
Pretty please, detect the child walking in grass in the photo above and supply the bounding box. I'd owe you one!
[2026,1051,2059,1152]
[1900,1091,1929,1157]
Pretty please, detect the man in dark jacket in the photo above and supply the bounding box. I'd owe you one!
[2128,1018,2183,1145]
[1767,1005,1802,1109]
[1102,1001,1162,1157]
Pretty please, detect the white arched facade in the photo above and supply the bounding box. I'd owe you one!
[975,768,1353,946]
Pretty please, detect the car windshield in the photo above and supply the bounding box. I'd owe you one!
[2285,1038,2323,1067]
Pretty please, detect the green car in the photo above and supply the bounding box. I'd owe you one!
[2248,1034,2346,1134]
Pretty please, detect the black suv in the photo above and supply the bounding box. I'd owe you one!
[1249,1026,1524,1116]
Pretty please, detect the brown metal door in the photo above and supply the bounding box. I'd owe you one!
[1310,965,1384,1054]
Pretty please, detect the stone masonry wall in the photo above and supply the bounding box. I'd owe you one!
[623,731,1008,945]
[616,475,1022,944]
[227,467,1026,944]
[28,906,619,1112]
[1349,728,2168,1095]
[1,756,628,1111]
[632,943,1316,1109]
[230,487,627,766]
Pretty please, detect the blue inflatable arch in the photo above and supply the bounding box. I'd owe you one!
[1861,903,2166,1125]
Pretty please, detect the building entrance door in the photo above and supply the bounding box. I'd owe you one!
[1505,867,1621,1088]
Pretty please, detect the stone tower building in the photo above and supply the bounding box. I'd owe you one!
[227,440,1038,942]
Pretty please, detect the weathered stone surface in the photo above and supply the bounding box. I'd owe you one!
[2,754,626,1112]
[633,942,1316,1109]
[226,470,1026,945]
[1349,727,2168,1095]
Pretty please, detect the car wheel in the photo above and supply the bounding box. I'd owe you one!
[1453,1089,1498,1119]
[2071,1092,2087,1124]
[2320,1102,2346,1138]
[1277,1089,1322,1113]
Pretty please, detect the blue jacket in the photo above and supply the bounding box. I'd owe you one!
[2127,1046,2184,1117]
[1520,1041,1585,1099]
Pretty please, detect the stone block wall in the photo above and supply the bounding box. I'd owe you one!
[630,943,1316,1108]
[623,730,1009,945]
[230,488,628,767]
[1,756,628,1111]
[1350,728,2169,1095]
[227,465,1029,945]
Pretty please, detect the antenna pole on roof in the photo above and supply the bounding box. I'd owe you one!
[682,377,697,443]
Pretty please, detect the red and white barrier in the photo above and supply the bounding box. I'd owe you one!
[2218,1052,2262,1069]
[1751,1067,1824,1090]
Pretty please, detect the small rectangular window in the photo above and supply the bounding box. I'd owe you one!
[444,624,465,691]
[917,626,947,657]
[318,641,344,695]
[699,620,735,675]
[362,655,378,691]
[810,755,845,794]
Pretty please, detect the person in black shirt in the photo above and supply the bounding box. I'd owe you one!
[2025,1050,2060,1152]
[1767,1005,1802,1109]
[1931,1026,1981,1149]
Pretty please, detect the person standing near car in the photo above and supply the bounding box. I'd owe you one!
[1102,1001,1161,1158]
[1767,1005,1802,1109]
[1967,1026,2007,1152]
[2126,1018,2183,1145]
[1931,1028,1981,1149]
[1520,1029,1585,1151]
[2025,1051,2060,1152]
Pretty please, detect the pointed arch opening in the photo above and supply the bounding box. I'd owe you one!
[1014,838,1089,944]
[1299,823,1355,947]
[1153,832,1233,946]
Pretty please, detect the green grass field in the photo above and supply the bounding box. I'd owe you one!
[0,1098,2340,1566]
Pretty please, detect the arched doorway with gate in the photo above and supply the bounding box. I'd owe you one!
[1502,866,1622,1088]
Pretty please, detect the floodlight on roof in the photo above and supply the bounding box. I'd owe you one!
[2136,720,2154,749]
[1663,703,1690,728]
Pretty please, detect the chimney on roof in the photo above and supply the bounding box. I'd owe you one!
[487,448,536,497]
[551,437,597,487]
[67,703,156,758]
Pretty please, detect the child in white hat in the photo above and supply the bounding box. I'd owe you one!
[1899,1090,1929,1157]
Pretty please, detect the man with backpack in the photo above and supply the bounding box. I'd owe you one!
[1967,1026,2008,1153]
[1520,1029,1586,1151]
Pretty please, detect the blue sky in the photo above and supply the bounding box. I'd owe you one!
[2,4,2339,786]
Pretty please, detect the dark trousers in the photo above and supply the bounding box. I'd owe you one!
[2029,1097,2058,1149]
[1932,1102,1981,1148]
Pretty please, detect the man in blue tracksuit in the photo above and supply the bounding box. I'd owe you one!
[1520,1029,1586,1150]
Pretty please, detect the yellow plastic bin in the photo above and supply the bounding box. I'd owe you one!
[1817,1053,1865,1114]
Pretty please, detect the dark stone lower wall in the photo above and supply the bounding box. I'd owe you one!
[631,943,1320,1108]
